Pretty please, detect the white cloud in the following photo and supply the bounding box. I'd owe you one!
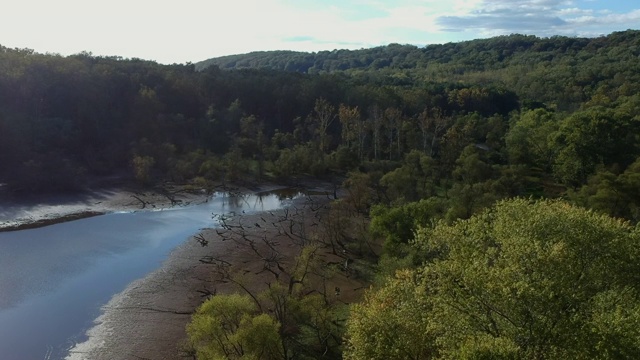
[434,0,639,37]
[558,7,593,16]
[0,0,637,63]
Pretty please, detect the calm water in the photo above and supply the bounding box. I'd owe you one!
[0,191,296,360]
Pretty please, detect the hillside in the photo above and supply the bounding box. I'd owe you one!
[196,30,640,74]
[196,30,640,111]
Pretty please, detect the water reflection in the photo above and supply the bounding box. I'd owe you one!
[0,190,298,360]
[218,188,306,209]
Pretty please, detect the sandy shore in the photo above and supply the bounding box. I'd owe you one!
[65,232,220,360]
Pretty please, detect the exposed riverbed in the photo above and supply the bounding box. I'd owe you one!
[0,190,298,360]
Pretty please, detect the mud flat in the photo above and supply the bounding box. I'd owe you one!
[0,183,318,359]
[66,187,363,360]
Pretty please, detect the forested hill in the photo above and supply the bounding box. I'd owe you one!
[196,30,640,74]
[4,28,640,358]
[1,28,639,207]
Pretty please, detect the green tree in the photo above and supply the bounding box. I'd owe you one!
[348,199,640,359]
[187,293,283,360]
[505,108,558,171]
[571,156,640,222]
[414,198,640,359]
[552,103,640,186]
[132,155,155,185]
[344,270,435,360]
[379,150,437,202]
[370,197,446,258]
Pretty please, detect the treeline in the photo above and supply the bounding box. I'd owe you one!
[197,30,640,75]
[2,31,640,221]
[0,44,519,192]
[197,30,640,111]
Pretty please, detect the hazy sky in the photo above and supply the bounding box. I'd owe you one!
[1,0,638,64]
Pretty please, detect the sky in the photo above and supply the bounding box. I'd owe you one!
[1,0,638,64]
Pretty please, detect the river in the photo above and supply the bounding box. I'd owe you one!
[0,191,294,360]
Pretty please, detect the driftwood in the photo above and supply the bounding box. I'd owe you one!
[130,195,147,209]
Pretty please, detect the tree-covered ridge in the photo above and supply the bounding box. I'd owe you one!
[196,30,640,74]
[1,30,640,214]
[197,30,640,111]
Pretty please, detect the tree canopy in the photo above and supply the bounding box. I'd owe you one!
[346,198,640,359]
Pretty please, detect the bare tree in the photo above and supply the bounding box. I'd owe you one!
[313,98,336,153]
[384,107,403,160]
[418,107,450,157]
[369,105,384,160]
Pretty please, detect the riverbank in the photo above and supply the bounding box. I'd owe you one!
[0,181,248,232]
[65,185,367,360]
[1,180,365,359]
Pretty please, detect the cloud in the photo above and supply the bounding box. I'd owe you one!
[284,36,317,42]
[282,36,367,49]
[1,0,638,63]
[435,0,640,37]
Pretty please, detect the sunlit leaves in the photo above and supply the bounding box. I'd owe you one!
[351,199,640,359]
[414,198,640,359]
[344,270,435,360]
[187,294,283,360]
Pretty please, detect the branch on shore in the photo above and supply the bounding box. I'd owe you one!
[130,195,148,209]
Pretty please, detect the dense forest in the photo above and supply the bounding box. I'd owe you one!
[2,29,640,358]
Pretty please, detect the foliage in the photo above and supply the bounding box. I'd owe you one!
[187,294,283,360]
[344,270,435,360]
[187,244,348,360]
[346,199,640,359]
[379,150,437,202]
[4,30,640,197]
[132,155,155,185]
[505,108,558,172]
[570,156,640,221]
[410,198,640,359]
[369,197,446,258]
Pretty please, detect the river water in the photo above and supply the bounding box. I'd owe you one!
[0,191,294,360]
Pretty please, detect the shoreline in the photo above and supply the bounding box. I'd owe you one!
[66,196,327,359]
[2,182,354,360]
[0,184,216,232]
[0,179,321,232]
[0,211,105,232]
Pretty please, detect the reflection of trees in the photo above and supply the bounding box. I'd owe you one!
[222,193,268,211]
[220,189,304,212]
